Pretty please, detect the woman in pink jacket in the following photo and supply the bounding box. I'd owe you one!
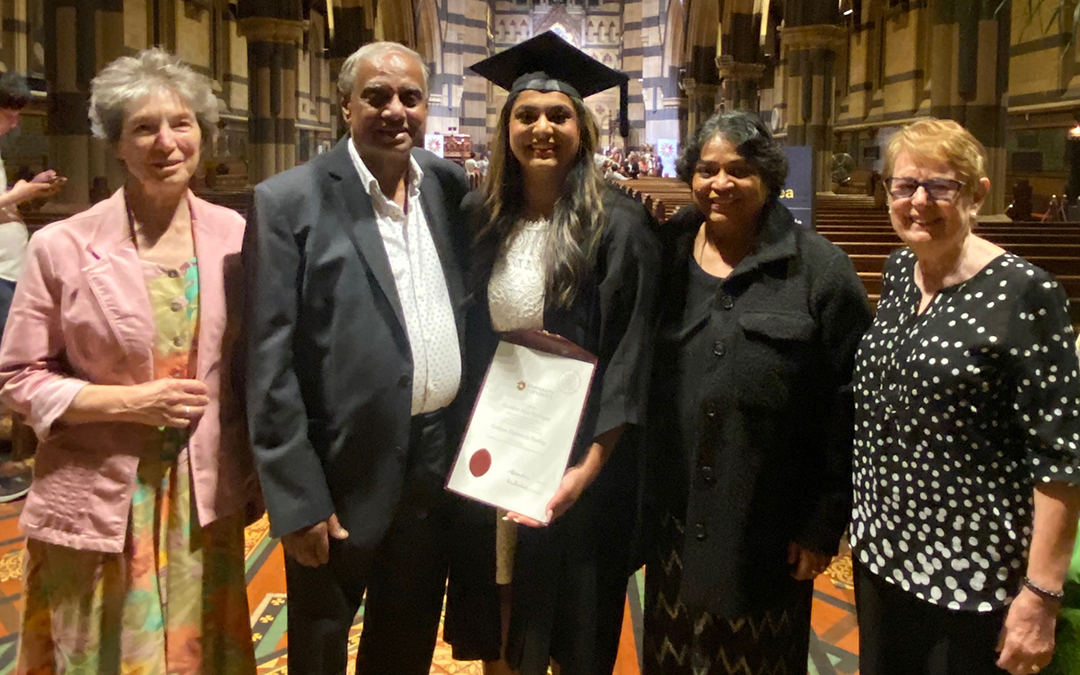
[0,48,258,675]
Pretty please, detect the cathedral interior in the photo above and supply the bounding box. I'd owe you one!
[0,2,1075,674]
[1,0,1074,215]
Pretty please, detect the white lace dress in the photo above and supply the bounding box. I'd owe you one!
[487,217,549,584]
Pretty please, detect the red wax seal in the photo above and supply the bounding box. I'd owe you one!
[469,449,492,477]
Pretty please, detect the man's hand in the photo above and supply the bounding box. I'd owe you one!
[281,513,349,567]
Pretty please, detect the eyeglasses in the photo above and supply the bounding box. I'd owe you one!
[884,177,966,202]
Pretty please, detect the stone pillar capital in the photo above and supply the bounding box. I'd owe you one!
[238,16,307,45]
[780,24,845,52]
[716,55,766,81]
[682,78,718,97]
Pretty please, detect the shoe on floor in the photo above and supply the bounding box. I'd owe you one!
[0,464,31,503]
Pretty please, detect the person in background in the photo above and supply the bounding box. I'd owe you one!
[478,150,490,180]
[465,151,481,188]
[89,176,111,204]
[243,41,470,675]
[444,31,660,675]
[0,74,65,339]
[0,48,258,674]
[851,118,1080,675]
[0,73,66,503]
[642,110,871,675]
[603,159,627,182]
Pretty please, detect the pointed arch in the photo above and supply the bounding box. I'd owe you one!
[685,0,720,54]
[375,0,415,46]
[721,0,759,61]
[663,0,686,75]
[684,0,720,80]
[415,0,442,71]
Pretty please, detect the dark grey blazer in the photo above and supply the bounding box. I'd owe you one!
[242,137,470,545]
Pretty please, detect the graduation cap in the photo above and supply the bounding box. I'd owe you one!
[469,31,630,138]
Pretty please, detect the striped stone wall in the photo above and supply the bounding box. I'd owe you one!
[45,0,125,203]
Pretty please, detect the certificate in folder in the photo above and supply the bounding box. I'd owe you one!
[445,330,598,523]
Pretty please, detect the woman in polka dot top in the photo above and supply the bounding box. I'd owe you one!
[851,118,1080,675]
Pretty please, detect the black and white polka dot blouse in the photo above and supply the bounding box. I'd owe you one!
[851,247,1080,612]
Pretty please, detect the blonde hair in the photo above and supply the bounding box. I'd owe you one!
[884,118,987,197]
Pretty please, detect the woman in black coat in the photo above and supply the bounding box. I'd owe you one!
[443,33,660,675]
[642,110,872,674]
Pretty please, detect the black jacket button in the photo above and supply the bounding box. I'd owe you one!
[700,465,715,485]
[720,296,734,310]
[712,341,725,357]
[694,522,707,541]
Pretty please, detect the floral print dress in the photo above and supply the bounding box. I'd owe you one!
[16,258,256,675]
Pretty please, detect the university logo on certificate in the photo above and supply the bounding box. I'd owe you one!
[445,330,597,523]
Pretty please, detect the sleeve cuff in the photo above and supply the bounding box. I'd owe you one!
[27,378,88,440]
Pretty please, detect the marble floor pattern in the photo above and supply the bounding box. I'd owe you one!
[0,502,859,675]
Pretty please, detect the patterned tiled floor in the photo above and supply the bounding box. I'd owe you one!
[0,501,859,675]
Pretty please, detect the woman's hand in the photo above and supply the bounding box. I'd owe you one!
[503,426,624,528]
[787,542,832,581]
[7,176,64,205]
[996,587,1058,675]
[62,379,208,428]
[122,378,209,428]
[505,465,592,528]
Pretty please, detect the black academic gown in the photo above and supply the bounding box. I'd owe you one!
[444,188,660,675]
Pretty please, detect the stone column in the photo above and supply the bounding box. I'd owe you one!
[1,0,29,74]
[44,0,124,204]
[327,0,376,137]
[717,56,766,113]
[683,78,719,138]
[927,0,1008,213]
[781,23,844,192]
[238,16,304,184]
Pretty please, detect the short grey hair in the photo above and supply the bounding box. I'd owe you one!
[89,48,219,145]
[337,42,429,99]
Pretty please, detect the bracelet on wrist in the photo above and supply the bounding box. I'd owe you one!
[1023,576,1065,602]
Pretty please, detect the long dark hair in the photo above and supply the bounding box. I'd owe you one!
[473,89,607,308]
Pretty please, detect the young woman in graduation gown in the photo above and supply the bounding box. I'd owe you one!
[443,31,661,675]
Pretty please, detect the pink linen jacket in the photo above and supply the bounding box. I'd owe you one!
[0,189,257,553]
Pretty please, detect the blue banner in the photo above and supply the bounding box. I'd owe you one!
[780,146,815,228]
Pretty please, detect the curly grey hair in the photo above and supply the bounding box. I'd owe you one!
[676,110,788,198]
[337,42,430,99]
[89,48,219,145]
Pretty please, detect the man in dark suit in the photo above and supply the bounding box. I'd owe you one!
[242,41,469,675]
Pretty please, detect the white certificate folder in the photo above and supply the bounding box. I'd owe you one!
[446,330,598,523]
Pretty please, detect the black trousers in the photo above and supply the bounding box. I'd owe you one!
[284,410,452,675]
[854,559,1008,675]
